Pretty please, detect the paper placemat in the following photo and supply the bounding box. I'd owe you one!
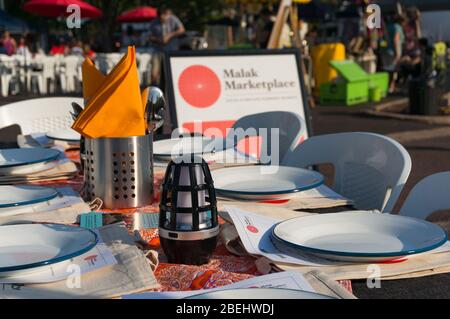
[0,223,159,298]
[220,205,450,281]
[0,231,117,284]
[219,184,353,210]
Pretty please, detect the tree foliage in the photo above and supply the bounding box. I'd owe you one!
[4,0,226,51]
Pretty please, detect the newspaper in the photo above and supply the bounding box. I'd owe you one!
[224,205,340,266]
[122,271,315,299]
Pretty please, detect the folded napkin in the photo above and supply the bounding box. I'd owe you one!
[82,57,106,102]
[218,184,353,211]
[0,159,78,185]
[72,46,147,138]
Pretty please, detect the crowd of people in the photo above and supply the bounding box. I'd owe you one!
[1,3,447,95]
[351,5,445,93]
[1,30,96,60]
[1,6,186,85]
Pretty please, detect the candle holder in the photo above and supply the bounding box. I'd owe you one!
[159,156,219,265]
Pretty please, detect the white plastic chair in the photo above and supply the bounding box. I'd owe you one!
[226,111,306,165]
[282,132,412,212]
[137,53,152,86]
[0,97,83,135]
[27,56,58,95]
[60,56,82,93]
[398,172,450,219]
[0,55,20,97]
[94,53,122,75]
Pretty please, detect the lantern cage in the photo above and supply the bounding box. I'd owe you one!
[158,156,219,265]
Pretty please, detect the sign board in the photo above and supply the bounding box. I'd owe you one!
[164,49,312,139]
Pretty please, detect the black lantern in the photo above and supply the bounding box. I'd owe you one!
[159,156,219,265]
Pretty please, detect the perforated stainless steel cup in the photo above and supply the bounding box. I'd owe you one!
[83,134,153,209]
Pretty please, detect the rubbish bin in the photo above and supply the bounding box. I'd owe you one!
[409,78,443,115]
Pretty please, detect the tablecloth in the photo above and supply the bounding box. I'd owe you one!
[32,149,353,295]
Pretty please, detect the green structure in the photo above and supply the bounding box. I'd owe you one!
[320,60,389,106]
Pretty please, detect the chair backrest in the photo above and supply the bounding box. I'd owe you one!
[282,132,411,212]
[0,55,17,73]
[226,111,306,165]
[137,53,151,72]
[41,56,57,78]
[0,97,83,135]
[399,172,450,219]
[64,56,82,76]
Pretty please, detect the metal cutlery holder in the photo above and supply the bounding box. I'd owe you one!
[83,134,154,209]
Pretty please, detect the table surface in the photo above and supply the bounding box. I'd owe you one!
[0,135,449,299]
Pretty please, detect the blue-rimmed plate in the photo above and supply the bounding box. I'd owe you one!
[272,211,448,263]
[153,136,232,159]
[46,129,80,142]
[0,185,58,209]
[211,166,324,200]
[0,224,98,275]
[0,148,60,175]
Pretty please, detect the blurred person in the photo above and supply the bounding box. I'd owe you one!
[123,26,140,47]
[255,8,274,48]
[149,7,185,50]
[16,36,31,58]
[384,14,405,92]
[2,31,17,56]
[400,7,422,65]
[149,6,185,84]
[50,37,68,55]
[83,44,96,59]
[70,40,84,56]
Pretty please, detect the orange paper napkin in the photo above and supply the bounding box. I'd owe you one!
[82,57,105,102]
[72,46,147,138]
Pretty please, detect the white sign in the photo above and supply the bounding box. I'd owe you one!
[167,51,309,139]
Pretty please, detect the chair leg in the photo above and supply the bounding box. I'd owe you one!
[60,75,67,93]
[38,76,46,95]
[0,76,8,97]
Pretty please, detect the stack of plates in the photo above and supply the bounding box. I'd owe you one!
[0,185,58,215]
[211,166,324,200]
[153,136,231,161]
[271,211,447,263]
[0,224,98,280]
[0,148,60,176]
[46,128,81,143]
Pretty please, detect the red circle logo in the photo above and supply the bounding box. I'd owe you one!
[178,65,221,108]
[246,225,259,233]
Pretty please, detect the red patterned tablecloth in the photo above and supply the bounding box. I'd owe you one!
[39,150,352,294]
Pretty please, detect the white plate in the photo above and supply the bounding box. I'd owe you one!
[272,211,448,262]
[0,148,60,175]
[0,185,58,208]
[0,224,98,275]
[153,136,231,159]
[187,288,334,299]
[46,129,80,142]
[211,166,324,200]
